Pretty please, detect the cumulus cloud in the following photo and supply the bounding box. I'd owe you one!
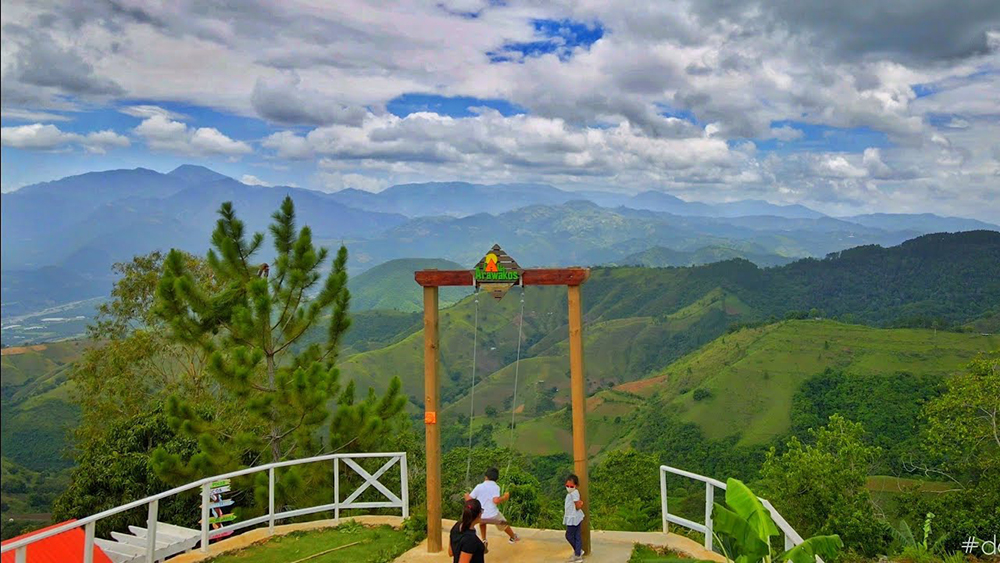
[133,115,251,157]
[1,123,129,153]
[264,109,739,185]
[0,108,73,122]
[240,174,272,186]
[770,125,804,142]
[6,28,124,96]
[2,0,998,218]
[119,105,189,120]
[251,75,367,126]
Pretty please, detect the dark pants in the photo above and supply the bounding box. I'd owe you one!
[565,524,582,556]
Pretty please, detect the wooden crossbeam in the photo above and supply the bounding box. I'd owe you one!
[415,268,589,287]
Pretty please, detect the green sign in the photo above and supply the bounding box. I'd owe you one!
[473,245,522,300]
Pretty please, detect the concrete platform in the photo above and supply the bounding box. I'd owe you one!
[394,520,724,563]
[167,516,723,563]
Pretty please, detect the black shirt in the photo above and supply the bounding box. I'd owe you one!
[450,522,486,563]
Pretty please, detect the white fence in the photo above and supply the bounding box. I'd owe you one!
[659,464,805,553]
[1,452,409,563]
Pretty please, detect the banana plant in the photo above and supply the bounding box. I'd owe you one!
[709,478,843,563]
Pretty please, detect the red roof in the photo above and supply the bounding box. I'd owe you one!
[1,520,112,563]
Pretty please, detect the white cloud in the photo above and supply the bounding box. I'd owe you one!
[1,123,129,153]
[133,115,251,157]
[119,105,188,120]
[1,108,73,122]
[769,125,804,142]
[2,0,998,219]
[240,174,272,186]
[813,155,869,179]
[862,148,893,179]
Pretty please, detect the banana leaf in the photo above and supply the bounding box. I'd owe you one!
[724,478,780,540]
[712,502,771,559]
[777,535,843,563]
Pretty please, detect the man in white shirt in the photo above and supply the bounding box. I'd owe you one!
[465,467,520,550]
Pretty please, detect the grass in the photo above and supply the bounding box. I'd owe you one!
[205,521,417,563]
[641,320,999,445]
[628,544,693,562]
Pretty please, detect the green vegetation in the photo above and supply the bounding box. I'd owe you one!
[152,197,407,484]
[348,258,465,312]
[628,544,692,562]
[631,320,996,447]
[52,409,200,537]
[759,415,889,555]
[711,478,842,563]
[204,520,419,563]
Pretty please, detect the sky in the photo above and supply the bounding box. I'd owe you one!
[1,0,998,220]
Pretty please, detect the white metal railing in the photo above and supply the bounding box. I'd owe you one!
[659,464,805,553]
[1,452,409,563]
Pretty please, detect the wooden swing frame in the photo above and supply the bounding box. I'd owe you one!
[414,267,592,554]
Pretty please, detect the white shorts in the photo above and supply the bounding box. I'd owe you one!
[480,513,510,531]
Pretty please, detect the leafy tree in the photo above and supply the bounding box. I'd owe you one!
[898,351,1000,550]
[152,197,405,484]
[71,251,219,449]
[52,409,200,537]
[758,415,890,555]
[590,450,660,531]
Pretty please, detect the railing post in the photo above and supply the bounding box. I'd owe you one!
[704,482,714,551]
[268,467,276,535]
[785,534,795,550]
[14,547,25,563]
[83,521,95,563]
[660,467,668,534]
[201,482,211,553]
[146,499,158,563]
[334,456,340,521]
[400,454,410,519]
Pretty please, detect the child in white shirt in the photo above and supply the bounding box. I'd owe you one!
[563,473,585,562]
[465,467,520,550]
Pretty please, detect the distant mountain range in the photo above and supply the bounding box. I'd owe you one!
[2,165,996,331]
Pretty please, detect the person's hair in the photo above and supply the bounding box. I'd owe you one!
[485,467,499,481]
[461,499,483,532]
[566,473,579,486]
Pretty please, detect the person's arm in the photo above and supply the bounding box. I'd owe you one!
[463,492,473,501]
[449,543,454,557]
[492,491,511,504]
[573,490,583,510]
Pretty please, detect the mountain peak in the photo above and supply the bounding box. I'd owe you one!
[168,164,231,184]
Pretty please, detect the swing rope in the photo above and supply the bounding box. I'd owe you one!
[502,285,526,485]
[464,286,481,487]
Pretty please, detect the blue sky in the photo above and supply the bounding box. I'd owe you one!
[1,2,998,219]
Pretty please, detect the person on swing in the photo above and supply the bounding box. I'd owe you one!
[465,467,520,551]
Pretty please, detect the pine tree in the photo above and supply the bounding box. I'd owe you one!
[152,196,405,484]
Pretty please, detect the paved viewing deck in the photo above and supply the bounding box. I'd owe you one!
[396,519,723,563]
[168,516,724,563]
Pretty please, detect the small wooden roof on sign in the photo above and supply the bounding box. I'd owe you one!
[475,244,522,300]
[474,244,522,272]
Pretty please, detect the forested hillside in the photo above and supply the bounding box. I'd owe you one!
[340,230,1000,413]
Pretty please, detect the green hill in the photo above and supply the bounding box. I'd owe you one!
[1,341,90,472]
[479,320,997,459]
[348,258,466,312]
[618,245,793,268]
[635,320,998,445]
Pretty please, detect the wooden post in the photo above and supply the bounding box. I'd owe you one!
[567,284,591,554]
[424,286,443,552]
